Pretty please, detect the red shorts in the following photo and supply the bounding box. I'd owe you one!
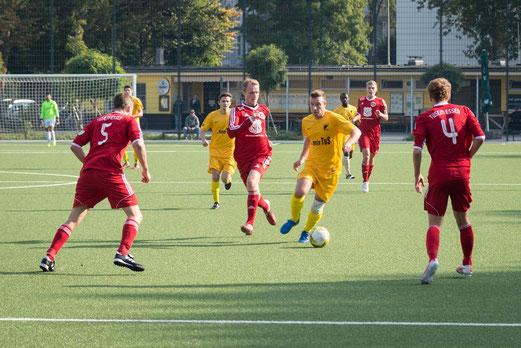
[358,132,380,154]
[74,170,138,209]
[424,167,472,216]
[237,156,272,184]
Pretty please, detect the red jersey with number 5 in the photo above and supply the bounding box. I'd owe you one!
[413,103,485,168]
[227,102,272,162]
[72,112,142,174]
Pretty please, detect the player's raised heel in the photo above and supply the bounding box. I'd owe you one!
[263,200,277,226]
[39,256,55,272]
[225,182,232,190]
[420,259,439,284]
[113,252,145,272]
[241,224,253,235]
[280,219,299,234]
[298,231,310,243]
[456,264,472,276]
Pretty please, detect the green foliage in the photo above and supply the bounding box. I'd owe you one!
[0,51,6,74]
[414,0,521,61]
[63,49,125,74]
[421,63,465,96]
[246,44,288,94]
[240,0,370,65]
[65,19,89,56]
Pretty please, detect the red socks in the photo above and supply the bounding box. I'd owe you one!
[459,224,474,265]
[426,225,440,261]
[46,225,72,260]
[362,163,374,182]
[258,194,268,212]
[247,191,260,226]
[118,219,139,255]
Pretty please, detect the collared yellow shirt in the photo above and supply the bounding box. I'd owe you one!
[201,109,235,158]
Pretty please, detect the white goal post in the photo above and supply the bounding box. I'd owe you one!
[0,74,137,140]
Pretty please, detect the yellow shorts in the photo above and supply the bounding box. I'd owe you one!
[208,155,236,175]
[297,165,340,202]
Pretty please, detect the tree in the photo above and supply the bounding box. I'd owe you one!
[421,63,465,96]
[63,49,125,75]
[246,44,288,133]
[239,0,370,65]
[0,51,6,74]
[414,0,521,61]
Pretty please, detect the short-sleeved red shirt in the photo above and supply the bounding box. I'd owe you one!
[413,103,485,168]
[72,112,142,174]
[357,96,387,135]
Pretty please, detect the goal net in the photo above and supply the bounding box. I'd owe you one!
[0,74,136,140]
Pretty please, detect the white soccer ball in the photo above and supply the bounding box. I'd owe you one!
[310,226,330,248]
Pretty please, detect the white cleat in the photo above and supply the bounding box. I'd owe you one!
[456,264,472,276]
[420,259,439,284]
[362,182,369,193]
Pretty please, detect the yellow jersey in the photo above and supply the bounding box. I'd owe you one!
[333,104,357,122]
[132,96,144,121]
[201,109,235,158]
[302,110,356,171]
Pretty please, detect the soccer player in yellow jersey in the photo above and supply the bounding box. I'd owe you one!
[280,90,361,242]
[334,93,361,179]
[122,85,144,169]
[200,92,236,209]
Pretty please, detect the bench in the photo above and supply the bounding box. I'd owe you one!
[383,115,415,132]
[270,113,305,131]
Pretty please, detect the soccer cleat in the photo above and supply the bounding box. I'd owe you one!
[132,163,140,169]
[263,200,277,226]
[420,259,439,284]
[241,224,253,235]
[211,202,220,210]
[456,264,473,276]
[47,143,51,147]
[113,252,145,272]
[298,231,310,243]
[225,182,232,190]
[346,174,355,179]
[52,140,56,146]
[39,256,55,272]
[362,182,369,193]
[280,219,299,234]
[122,162,130,169]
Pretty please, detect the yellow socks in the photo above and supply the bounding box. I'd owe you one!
[290,194,305,222]
[123,150,129,164]
[303,211,323,232]
[211,180,220,203]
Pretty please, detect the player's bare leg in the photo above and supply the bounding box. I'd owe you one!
[453,210,473,276]
[114,205,145,272]
[40,205,89,272]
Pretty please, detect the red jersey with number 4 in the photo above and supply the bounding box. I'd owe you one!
[227,102,272,162]
[413,103,485,168]
[72,112,142,174]
[357,96,387,134]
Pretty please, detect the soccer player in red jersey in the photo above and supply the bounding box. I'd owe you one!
[413,78,485,284]
[39,93,151,273]
[227,79,276,235]
[357,80,388,193]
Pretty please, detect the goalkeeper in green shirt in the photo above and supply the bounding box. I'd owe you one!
[40,92,60,146]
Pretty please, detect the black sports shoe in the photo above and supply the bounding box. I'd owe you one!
[225,182,232,190]
[40,256,55,272]
[211,202,220,210]
[113,253,145,272]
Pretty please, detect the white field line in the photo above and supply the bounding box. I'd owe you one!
[0,317,520,327]
[0,182,76,190]
[0,171,78,178]
[0,150,520,154]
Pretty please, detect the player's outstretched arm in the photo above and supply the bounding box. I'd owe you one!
[200,129,209,147]
[469,137,485,158]
[412,148,424,193]
[132,140,151,183]
[293,137,310,171]
[343,128,361,153]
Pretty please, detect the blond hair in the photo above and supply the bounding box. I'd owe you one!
[242,78,259,91]
[366,80,377,87]
[427,78,451,102]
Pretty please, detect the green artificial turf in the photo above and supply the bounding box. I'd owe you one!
[0,141,520,347]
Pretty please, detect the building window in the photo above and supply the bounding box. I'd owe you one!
[510,80,521,89]
[288,79,310,90]
[381,79,404,90]
[320,78,347,90]
[137,83,146,110]
[349,80,367,89]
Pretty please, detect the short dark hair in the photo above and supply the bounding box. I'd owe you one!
[123,85,132,90]
[113,93,133,110]
[45,92,51,96]
[218,92,233,101]
[310,89,326,100]
[340,92,348,98]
